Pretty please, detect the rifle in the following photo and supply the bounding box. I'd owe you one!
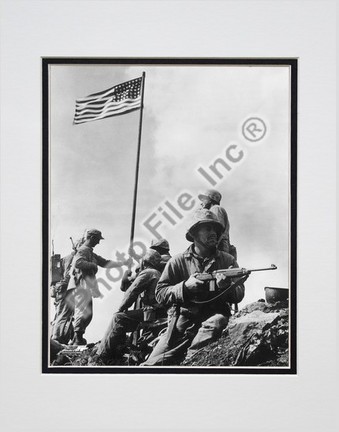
[195,264,277,293]
[70,237,76,251]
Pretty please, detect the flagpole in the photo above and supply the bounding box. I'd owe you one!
[129,71,146,248]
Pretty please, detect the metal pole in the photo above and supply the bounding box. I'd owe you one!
[129,72,146,246]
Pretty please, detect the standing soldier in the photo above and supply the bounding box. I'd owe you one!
[143,209,245,366]
[198,189,236,258]
[67,229,131,345]
[51,237,84,344]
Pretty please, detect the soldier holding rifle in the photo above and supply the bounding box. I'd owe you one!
[143,208,246,366]
[67,229,132,345]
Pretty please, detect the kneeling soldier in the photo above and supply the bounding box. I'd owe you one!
[143,208,245,366]
[96,249,164,363]
[150,238,172,271]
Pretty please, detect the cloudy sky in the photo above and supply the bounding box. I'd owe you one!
[50,63,290,342]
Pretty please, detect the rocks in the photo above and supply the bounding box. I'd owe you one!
[183,300,289,367]
[50,339,68,362]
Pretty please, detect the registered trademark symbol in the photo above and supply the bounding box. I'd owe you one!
[242,117,267,142]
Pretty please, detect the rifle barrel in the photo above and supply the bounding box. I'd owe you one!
[247,264,277,272]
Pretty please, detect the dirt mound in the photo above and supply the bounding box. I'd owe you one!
[183,299,289,367]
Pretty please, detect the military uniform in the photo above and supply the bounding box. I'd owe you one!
[209,204,231,253]
[144,246,245,365]
[67,244,114,338]
[150,238,172,271]
[198,190,231,254]
[120,238,172,292]
[97,260,164,362]
[51,252,76,344]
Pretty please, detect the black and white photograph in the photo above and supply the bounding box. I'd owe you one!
[1,1,336,431]
[43,59,297,373]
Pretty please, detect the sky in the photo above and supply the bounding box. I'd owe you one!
[49,63,290,342]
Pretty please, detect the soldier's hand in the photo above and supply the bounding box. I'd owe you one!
[216,266,233,289]
[184,274,205,294]
[215,273,229,289]
[123,256,134,268]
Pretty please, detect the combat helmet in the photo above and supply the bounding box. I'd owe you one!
[86,229,104,240]
[198,189,222,204]
[186,208,223,242]
[142,249,162,269]
[150,238,170,252]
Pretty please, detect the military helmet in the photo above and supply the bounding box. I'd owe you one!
[198,189,222,204]
[186,209,223,242]
[150,238,170,252]
[142,249,161,269]
[86,229,104,240]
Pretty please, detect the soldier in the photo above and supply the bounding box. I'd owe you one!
[149,238,172,271]
[51,238,84,344]
[96,249,165,364]
[143,209,245,366]
[120,238,171,292]
[198,189,233,256]
[67,229,131,345]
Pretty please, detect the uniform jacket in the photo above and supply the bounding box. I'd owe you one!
[118,267,161,312]
[155,245,245,317]
[54,252,76,297]
[210,204,230,243]
[159,253,172,272]
[67,245,110,291]
[120,253,171,292]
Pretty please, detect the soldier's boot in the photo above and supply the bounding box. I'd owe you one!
[71,332,87,346]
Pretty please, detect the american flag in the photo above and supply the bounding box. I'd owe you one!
[73,77,142,125]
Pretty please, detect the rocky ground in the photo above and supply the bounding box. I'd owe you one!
[183,299,289,367]
[51,299,289,368]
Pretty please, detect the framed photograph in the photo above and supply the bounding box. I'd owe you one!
[43,58,297,374]
[1,1,336,432]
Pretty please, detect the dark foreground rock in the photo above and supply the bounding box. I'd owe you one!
[182,299,289,367]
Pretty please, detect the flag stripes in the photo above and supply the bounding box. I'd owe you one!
[74,77,142,124]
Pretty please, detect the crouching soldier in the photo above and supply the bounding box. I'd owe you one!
[120,238,171,292]
[149,238,172,271]
[67,229,131,346]
[96,249,165,364]
[143,209,245,366]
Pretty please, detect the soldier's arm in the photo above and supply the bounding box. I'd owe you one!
[94,253,131,269]
[118,271,154,312]
[120,270,134,292]
[155,258,186,306]
[74,249,97,272]
[227,282,245,304]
